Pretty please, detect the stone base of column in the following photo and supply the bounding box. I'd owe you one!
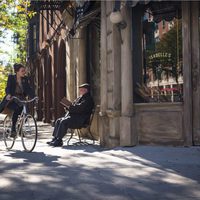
[120,116,138,146]
[108,136,120,148]
[99,116,109,147]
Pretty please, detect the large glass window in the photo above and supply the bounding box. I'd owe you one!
[135,2,183,103]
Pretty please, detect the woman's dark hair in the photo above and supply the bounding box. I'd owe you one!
[13,63,25,73]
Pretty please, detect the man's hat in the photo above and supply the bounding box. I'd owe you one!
[79,83,90,90]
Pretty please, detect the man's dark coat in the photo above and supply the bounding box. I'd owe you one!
[53,92,94,139]
[68,92,94,128]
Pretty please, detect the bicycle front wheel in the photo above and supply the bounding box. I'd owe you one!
[3,115,15,150]
[21,114,38,152]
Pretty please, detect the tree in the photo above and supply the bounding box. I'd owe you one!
[0,0,34,65]
[0,64,12,100]
[146,19,182,82]
[0,1,34,100]
[156,20,182,80]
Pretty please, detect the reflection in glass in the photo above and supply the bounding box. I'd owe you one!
[138,3,183,103]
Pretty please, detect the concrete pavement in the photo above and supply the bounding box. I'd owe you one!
[0,122,200,200]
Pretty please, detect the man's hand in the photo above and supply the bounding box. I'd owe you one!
[60,97,72,107]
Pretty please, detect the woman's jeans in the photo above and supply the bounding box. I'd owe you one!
[7,102,23,131]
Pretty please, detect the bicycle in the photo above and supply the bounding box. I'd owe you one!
[3,96,38,152]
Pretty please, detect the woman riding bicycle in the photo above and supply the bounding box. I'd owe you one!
[0,63,35,137]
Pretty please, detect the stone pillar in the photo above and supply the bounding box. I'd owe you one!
[51,45,55,123]
[191,1,200,145]
[41,56,46,122]
[78,28,87,85]
[106,1,121,147]
[66,39,76,101]
[66,38,70,99]
[120,6,138,146]
[99,1,123,147]
[182,1,193,146]
[99,1,109,146]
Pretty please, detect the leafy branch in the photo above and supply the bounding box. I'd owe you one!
[0,0,34,64]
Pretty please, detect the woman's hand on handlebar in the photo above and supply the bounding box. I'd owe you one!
[6,94,12,101]
[11,96,39,104]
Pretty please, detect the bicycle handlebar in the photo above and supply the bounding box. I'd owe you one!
[12,96,38,104]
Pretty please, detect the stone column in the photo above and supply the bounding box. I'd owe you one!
[99,1,109,146]
[51,44,55,123]
[182,1,193,146]
[106,1,121,147]
[191,1,200,145]
[66,39,76,101]
[78,28,87,85]
[120,6,138,146]
[41,55,46,122]
[66,38,70,99]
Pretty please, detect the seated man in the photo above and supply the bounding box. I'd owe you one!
[47,83,94,147]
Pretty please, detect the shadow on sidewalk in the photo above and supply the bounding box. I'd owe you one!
[4,150,61,168]
[103,145,200,184]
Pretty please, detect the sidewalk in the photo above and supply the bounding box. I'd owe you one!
[0,122,200,200]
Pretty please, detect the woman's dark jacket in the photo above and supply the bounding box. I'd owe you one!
[0,74,35,113]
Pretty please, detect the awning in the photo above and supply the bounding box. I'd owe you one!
[31,1,65,11]
[127,0,151,7]
[148,1,181,23]
[74,1,100,26]
[126,0,181,23]
[78,8,100,28]
[69,1,100,37]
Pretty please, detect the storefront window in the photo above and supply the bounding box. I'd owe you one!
[135,2,183,103]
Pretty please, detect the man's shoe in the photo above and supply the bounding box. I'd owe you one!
[50,139,63,147]
[46,137,57,145]
[10,131,17,138]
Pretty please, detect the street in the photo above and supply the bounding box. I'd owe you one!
[0,123,200,200]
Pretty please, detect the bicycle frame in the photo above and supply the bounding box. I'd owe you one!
[3,96,38,152]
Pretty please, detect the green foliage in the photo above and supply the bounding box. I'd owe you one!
[146,20,182,81]
[0,64,12,100]
[0,0,34,65]
[156,20,182,67]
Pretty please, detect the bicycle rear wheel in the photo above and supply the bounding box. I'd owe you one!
[21,114,38,152]
[3,115,15,150]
